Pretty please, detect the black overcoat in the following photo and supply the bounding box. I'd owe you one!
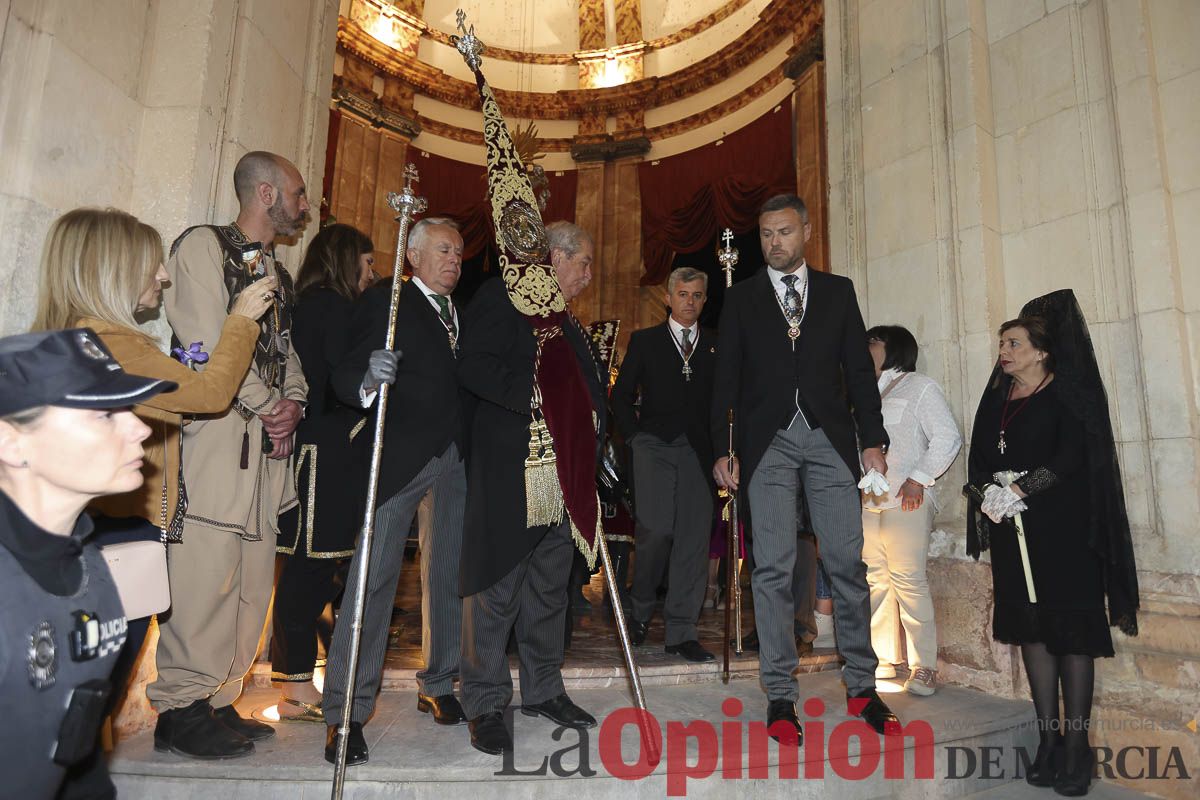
[456,278,606,596]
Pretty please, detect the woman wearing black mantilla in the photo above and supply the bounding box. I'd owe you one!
[965,290,1139,798]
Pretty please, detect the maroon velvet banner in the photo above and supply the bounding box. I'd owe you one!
[412,149,578,260]
[638,97,796,286]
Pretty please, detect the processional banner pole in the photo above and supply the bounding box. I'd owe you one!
[717,229,743,680]
[330,165,427,800]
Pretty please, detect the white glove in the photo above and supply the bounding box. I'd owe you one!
[857,468,890,497]
[981,484,1027,523]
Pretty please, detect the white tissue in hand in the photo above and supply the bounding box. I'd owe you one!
[857,469,890,497]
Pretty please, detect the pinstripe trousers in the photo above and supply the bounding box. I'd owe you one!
[459,520,574,719]
[747,423,877,700]
[323,443,466,724]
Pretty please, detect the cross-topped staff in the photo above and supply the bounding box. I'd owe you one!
[330,164,427,800]
[718,228,739,288]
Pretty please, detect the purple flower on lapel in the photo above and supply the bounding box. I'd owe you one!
[172,341,210,368]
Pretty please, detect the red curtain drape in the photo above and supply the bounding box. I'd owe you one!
[413,149,577,260]
[638,97,795,286]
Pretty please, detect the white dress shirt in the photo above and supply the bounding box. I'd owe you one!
[359,276,457,407]
[667,316,699,359]
[767,261,808,308]
[411,275,459,331]
[864,368,963,511]
[767,261,809,429]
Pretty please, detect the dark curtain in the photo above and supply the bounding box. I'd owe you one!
[638,97,795,286]
[668,228,761,328]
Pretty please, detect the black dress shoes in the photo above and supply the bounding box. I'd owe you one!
[627,618,649,646]
[212,703,276,741]
[1054,747,1094,796]
[154,698,254,760]
[324,722,368,766]
[521,694,597,729]
[766,699,804,745]
[848,689,901,735]
[417,693,467,725]
[1026,735,1063,787]
[665,640,715,663]
[469,712,513,755]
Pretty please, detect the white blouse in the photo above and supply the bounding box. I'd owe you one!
[865,368,963,511]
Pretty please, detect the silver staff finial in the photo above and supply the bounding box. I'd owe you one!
[386,164,429,219]
[717,227,739,288]
[451,8,484,71]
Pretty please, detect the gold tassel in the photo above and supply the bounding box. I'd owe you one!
[525,414,563,527]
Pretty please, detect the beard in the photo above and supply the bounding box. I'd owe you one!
[268,195,305,237]
[765,249,802,272]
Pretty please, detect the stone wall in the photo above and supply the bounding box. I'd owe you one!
[825,0,1199,795]
[0,0,340,336]
[0,0,340,733]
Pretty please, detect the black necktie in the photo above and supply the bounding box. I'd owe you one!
[781,274,802,320]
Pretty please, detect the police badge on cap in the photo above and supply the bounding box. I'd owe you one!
[0,328,176,417]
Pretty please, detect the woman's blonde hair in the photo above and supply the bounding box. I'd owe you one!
[32,207,164,333]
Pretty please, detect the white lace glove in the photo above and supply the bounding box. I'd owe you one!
[857,468,890,497]
[981,484,1027,523]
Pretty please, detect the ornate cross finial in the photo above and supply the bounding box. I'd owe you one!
[451,8,484,71]
[387,163,428,219]
[717,227,739,288]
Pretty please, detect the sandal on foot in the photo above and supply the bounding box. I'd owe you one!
[277,697,324,723]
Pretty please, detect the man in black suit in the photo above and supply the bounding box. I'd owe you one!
[711,194,899,742]
[612,266,716,663]
[321,217,468,766]
[457,221,608,756]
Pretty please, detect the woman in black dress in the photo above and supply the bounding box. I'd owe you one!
[271,224,377,720]
[966,290,1139,797]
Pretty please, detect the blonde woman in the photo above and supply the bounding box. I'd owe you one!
[33,207,276,535]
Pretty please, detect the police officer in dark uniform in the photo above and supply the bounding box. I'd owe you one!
[0,329,174,799]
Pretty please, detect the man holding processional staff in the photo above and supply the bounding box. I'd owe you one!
[321,216,469,767]
[711,193,901,744]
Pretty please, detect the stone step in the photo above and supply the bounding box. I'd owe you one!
[110,670,1088,799]
[963,776,1156,798]
[247,648,841,691]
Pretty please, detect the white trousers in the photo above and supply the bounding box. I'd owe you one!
[861,503,937,669]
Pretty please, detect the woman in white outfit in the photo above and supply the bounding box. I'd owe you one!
[862,325,962,695]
